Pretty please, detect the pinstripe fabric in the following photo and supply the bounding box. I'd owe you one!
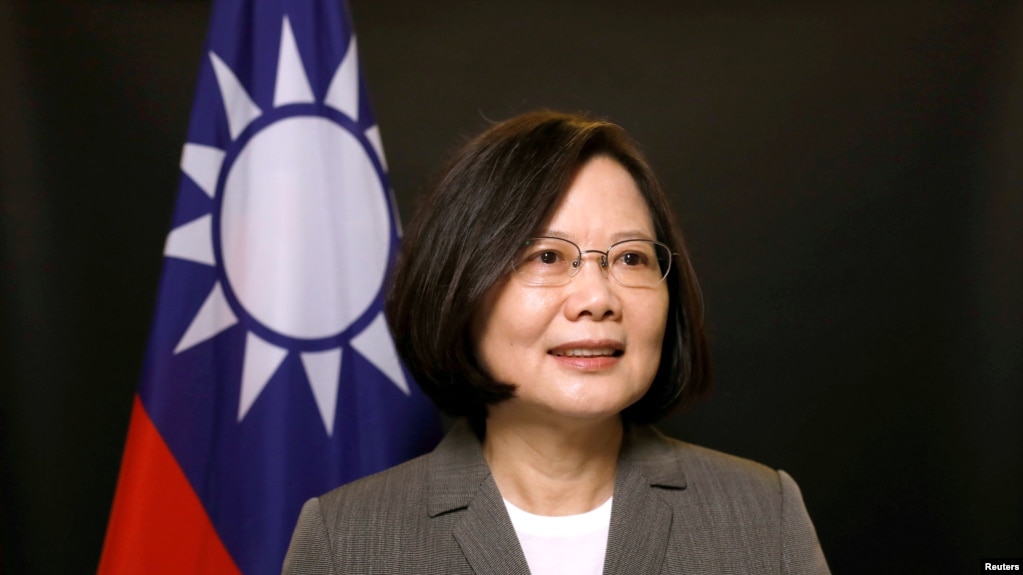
[282,420,830,574]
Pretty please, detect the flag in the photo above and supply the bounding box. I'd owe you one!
[99,1,441,573]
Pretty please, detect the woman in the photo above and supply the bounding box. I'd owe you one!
[283,111,830,574]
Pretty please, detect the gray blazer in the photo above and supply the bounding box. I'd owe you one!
[283,420,830,574]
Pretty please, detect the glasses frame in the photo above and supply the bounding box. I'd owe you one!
[513,236,674,288]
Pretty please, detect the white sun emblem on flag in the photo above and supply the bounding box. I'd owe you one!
[163,17,409,435]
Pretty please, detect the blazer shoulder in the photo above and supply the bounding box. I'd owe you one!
[285,426,489,574]
[627,425,781,495]
[673,438,782,492]
[633,431,831,573]
[285,454,439,573]
[316,452,432,520]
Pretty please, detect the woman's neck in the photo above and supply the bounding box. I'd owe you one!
[482,408,623,516]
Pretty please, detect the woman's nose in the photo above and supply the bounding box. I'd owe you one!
[564,253,621,320]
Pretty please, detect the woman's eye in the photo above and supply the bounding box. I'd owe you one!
[537,251,561,265]
[620,252,647,266]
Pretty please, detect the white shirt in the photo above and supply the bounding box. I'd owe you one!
[504,497,613,575]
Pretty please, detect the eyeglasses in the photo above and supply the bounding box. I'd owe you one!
[512,236,673,288]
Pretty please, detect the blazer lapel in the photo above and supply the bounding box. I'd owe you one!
[427,421,685,575]
[427,420,531,575]
[452,475,532,575]
[602,425,687,575]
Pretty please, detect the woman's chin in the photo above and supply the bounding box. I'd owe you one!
[490,394,640,427]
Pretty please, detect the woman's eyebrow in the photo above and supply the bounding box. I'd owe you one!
[536,229,655,243]
[535,229,570,240]
[610,230,655,242]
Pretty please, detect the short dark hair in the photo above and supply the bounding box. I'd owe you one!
[386,110,711,426]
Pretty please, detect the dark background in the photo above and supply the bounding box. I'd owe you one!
[2,1,1021,573]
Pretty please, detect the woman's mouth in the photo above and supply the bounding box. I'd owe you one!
[547,341,624,370]
[549,347,623,358]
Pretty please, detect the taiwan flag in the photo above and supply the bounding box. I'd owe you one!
[98,1,442,573]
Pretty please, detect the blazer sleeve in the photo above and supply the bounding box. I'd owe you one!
[282,497,336,575]
[778,470,831,575]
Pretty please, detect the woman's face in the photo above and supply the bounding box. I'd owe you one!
[471,155,670,424]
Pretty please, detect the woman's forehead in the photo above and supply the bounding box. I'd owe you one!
[537,157,656,241]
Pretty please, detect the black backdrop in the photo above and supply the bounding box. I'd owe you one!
[2,1,1021,573]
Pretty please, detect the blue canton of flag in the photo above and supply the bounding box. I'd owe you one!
[100,1,442,573]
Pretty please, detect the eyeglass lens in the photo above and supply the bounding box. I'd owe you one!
[513,237,671,287]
